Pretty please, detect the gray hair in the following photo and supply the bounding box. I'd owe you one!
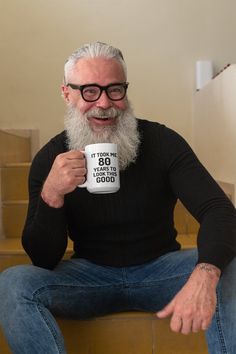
[64,42,127,84]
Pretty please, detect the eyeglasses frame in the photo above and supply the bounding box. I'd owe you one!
[66,82,129,102]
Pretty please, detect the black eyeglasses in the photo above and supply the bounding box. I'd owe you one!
[66,82,129,102]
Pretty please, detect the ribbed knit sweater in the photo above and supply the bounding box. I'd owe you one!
[22,119,236,271]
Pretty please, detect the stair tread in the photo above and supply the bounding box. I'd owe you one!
[2,200,28,205]
[2,162,31,168]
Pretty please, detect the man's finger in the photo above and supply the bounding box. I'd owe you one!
[181,318,193,335]
[156,301,174,319]
[201,320,211,331]
[192,318,202,333]
[170,314,183,333]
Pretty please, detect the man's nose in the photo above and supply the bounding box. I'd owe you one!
[95,90,112,109]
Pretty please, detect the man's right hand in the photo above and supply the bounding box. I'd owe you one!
[41,150,86,208]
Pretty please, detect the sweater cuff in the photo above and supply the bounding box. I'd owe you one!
[197,243,235,272]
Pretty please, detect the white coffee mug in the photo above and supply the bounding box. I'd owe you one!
[78,143,120,194]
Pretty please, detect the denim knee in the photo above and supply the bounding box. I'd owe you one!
[0,265,37,317]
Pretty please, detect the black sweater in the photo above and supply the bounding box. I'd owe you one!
[22,119,236,271]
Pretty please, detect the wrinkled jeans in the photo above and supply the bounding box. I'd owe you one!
[0,249,235,354]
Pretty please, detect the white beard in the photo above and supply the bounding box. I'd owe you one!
[64,102,140,170]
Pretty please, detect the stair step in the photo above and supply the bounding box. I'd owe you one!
[1,163,30,201]
[0,311,208,354]
[176,233,197,248]
[2,201,28,238]
[57,315,208,354]
[0,130,31,164]
[0,239,31,272]
[174,202,199,234]
[0,238,26,255]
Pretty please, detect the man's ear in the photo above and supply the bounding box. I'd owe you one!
[61,85,70,103]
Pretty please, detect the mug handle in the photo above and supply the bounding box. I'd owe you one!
[78,181,87,188]
[78,150,87,188]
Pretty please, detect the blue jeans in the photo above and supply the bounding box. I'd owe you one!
[0,249,235,354]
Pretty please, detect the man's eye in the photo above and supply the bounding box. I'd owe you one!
[109,87,122,93]
[84,87,98,95]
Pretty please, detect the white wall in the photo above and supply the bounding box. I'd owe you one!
[1,0,236,147]
[192,64,236,204]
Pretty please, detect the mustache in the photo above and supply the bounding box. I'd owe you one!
[85,107,122,119]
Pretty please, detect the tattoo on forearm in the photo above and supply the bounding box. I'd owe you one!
[197,263,221,278]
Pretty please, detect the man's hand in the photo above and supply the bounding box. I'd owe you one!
[156,263,221,334]
[41,150,86,208]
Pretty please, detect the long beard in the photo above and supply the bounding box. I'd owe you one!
[64,102,140,170]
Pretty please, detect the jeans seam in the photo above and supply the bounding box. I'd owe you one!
[36,303,64,354]
[33,286,66,353]
[215,291,227,354]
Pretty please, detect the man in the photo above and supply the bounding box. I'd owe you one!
[0,42,236,354]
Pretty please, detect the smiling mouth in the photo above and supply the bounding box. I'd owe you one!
[93,116,112,120]
[88,116,117,128]
[90,116,115,122]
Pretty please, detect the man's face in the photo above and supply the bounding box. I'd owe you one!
[62,57,127,132]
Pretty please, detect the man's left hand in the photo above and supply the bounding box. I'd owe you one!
[156,263,221,334]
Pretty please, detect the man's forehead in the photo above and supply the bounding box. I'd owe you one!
[70,57,126,84]
[75,56,123,70]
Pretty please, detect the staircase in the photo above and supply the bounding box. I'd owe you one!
[0,131,32,271]
[0,130,208,354]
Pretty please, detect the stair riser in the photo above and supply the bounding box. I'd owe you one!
[2,203,28,238]
[0,313,208,354]
[1,166,30,201]
[0,131,31,164]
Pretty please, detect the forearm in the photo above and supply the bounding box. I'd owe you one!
[22,197,68,269]
[196,206,236,272]
[41,179,64,208]
[194,263,221,283]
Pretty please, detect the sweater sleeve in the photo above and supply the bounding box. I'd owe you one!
[161,126,236,272]
[22,139,68,270]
